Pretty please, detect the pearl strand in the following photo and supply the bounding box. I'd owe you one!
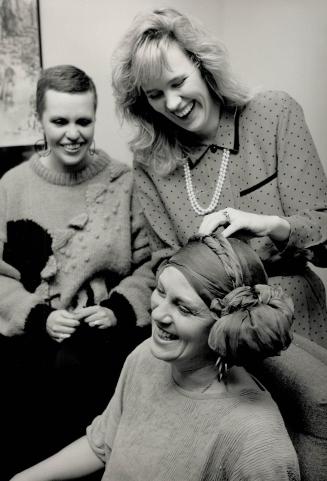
[183,148,230,216]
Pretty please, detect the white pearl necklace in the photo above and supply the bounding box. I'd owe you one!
[183,147,230,215]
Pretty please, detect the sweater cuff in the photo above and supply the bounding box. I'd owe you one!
[24,303,54,334]
[100,292,136,328]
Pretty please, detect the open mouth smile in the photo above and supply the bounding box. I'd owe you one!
[156,325,179,341]
[61,143,84,153]
[174,101,195,119]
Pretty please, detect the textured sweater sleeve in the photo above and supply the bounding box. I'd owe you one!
[231,432,300,481]
[0,182,45,336]
[276,92,327,266]
[86,347,134,463]
[108,187,156,327]
[229,398,300,481]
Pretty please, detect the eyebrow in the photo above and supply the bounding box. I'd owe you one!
[49,114,93,119]
[172,294,203,312]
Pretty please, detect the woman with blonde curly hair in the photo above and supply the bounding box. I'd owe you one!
[111,7,327,347]
[112,8,252,173]
[10,233,300,481]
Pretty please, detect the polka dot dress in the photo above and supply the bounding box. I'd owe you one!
[135,90,327,348]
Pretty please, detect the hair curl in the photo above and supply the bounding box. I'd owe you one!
[111,8,252,174]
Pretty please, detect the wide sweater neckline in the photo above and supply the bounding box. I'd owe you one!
[30,151,109,186]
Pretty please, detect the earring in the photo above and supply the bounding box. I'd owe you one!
[34,138,51,157]
[215,356,228,382]
[89,140,96,156]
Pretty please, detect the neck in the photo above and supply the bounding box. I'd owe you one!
[197,99,221,143]
[172,362,222,393]
[41,153,90,174]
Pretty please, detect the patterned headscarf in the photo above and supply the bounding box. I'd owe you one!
[159,234,294,366]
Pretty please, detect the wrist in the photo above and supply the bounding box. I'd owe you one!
[268,216,291,242]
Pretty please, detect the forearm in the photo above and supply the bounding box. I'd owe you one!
[267,215,291,242]
[10,436,104,481]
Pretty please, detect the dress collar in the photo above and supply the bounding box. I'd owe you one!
[186,104,240,167]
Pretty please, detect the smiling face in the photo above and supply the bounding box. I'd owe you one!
[142,42,220,141]
[150,266,215,371]
[40,89,96,172]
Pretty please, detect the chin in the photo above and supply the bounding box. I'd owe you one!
[62,155,87,169]
[150,335,183,363]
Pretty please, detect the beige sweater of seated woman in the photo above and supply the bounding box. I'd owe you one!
[87,339,300,481]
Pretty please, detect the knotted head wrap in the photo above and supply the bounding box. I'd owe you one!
[159,234,294,367]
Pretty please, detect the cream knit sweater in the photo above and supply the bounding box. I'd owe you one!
[87,339,300,481]
[0,150,153,336]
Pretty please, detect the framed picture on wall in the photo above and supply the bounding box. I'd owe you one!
[0,0,43,149]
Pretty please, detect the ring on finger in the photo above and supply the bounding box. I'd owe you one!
[223,210,231,224]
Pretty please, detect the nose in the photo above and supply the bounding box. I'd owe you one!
[66,124,80,140]
[151,301,172,325]
[165,90,181,112]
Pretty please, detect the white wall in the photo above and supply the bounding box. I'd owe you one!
[39,0,327,284]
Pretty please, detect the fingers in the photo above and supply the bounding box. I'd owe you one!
[198,211,229,235]
[73,306,98,319]
[220,215,244,238]
[88,319,103,328]
[46,310,81,341]
[199,208,268,239]
[84,313,114,328]
[46,307,116,340]
[76,306,102,325]
[52,332,71,343]
[49,326,76,341]
[55,324,77,334]
[61,310,80,319]
[80,306,117,329]
[83,313,101,325]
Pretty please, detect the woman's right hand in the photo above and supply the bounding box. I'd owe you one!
[46,309,81,343]
[199,208,290,242]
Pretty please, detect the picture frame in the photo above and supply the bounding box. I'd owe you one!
[0,0,43,154]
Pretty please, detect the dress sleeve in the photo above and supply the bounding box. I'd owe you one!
[134,164,182,263]
[0,182,45,336]
[276,92,327,266]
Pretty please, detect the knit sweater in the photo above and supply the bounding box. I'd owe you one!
[134,90,327,347]
[0,150,153,336]
[87,339,300,481]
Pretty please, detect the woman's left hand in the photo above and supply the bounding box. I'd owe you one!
[198,207,290,242]
[74,305,117,329]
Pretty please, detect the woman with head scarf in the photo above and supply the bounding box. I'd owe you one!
[10,234,300,481]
